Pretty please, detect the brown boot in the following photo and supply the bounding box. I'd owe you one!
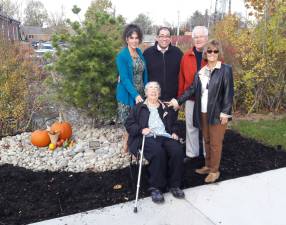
[122,132,129,153]
[195,166,210,175]
[205,172,220,183]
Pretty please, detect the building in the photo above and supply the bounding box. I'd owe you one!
[21,26,52,43]
[0,12,21,41]
[141,34,156,50]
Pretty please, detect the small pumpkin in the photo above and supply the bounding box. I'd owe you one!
[51,121,72,140]
[31,130,51,147]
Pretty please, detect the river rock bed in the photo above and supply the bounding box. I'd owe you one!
[0,125,130,172]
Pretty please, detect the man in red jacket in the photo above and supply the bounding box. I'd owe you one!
[178,26,208,160]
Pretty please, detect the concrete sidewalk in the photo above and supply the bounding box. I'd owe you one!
[31,168,286,225]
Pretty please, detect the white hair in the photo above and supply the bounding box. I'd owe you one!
[144,81,161,97]
[192,26,208,38]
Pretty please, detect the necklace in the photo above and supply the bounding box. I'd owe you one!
[128,48,138,59]
[131,52,138,59]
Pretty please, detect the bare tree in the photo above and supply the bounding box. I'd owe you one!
[185,10,208,31]
[24,0,48,27]
[132,13,153,34]
[47,5,68,34]
[0,0,22,20]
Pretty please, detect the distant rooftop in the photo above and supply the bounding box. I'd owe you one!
[21,26,51,35]
[0,11,21,24]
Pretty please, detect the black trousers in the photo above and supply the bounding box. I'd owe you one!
[143,136,184,190]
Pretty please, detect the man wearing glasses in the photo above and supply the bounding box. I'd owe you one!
[178,26,208,161]
[143,27,183,102]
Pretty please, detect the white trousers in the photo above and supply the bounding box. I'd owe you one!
[185,100,201,158]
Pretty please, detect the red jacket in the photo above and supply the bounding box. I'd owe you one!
[178,48,207,97]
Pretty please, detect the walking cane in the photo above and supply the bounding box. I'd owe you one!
[133,135,146,213]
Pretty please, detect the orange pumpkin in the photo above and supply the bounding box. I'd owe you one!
[51,121,72,140]
[31,130,51,147]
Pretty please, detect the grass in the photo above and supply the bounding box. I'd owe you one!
[231,117,286,150]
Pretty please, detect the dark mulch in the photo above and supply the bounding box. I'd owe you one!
[1,129,286,225]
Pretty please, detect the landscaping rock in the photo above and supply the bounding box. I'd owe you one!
[0,125,130,172]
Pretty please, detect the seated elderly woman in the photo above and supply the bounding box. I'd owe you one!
[125,81,185,204]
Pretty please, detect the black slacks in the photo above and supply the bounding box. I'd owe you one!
[143,136,184,189]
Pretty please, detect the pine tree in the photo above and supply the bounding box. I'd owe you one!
[51,3,125,122]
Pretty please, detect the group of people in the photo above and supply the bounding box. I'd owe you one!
[116,24,234,204]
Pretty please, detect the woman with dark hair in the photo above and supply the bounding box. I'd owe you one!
[167,39,234,183]
[116,24,148,152]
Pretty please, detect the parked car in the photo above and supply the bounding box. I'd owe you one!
[31,41,39,49]
[34,43,55,58]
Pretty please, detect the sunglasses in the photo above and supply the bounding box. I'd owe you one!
[207,49,219,54]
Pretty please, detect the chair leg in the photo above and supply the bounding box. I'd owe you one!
[128,153,139,191]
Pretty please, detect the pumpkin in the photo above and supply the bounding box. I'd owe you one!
[31,130,51,147]
[51,121,72,140]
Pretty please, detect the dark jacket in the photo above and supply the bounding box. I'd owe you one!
[178,63,234,128]
[143,43,183,101]
[124,101,178,154]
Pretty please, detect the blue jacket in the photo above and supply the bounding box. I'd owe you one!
[116,47,148,107]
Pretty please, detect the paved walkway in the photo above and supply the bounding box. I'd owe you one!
[31,168,286,225]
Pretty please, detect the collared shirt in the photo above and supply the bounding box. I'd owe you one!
[199,61,222,113]
[157,44,169,54]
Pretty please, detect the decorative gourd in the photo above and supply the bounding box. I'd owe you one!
[31,130,51,147]
[48,131,60,145]
[51,121,72,140]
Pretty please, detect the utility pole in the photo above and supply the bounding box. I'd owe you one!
[176,10,180,46]
[208,0,213,29]
[214,0,218,25]
[214,0,229,23]
[263,0,268,57]
[113,6,116,18]
[176,10,180,36]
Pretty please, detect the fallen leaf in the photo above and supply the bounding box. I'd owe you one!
[113,184,123,190]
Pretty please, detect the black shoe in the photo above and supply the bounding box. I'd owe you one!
[169,187,185,199]
[148,187,164,203]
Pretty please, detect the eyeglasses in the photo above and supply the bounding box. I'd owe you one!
[207,49,219,54]
[158,35,171,39]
